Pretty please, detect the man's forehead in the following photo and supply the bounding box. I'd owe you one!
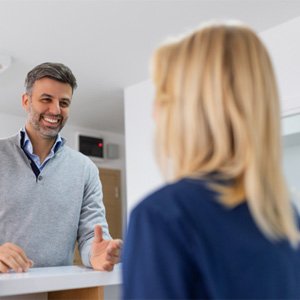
[31,78,73,96]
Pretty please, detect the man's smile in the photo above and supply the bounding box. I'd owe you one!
[41,115,62,126]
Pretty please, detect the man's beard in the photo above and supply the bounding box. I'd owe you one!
[28,107,67,139]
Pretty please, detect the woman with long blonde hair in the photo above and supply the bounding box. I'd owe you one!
[122,21,300,299]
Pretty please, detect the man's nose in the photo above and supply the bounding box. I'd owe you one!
[48,100,61,114]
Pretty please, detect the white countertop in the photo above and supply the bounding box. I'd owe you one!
[0,264,122,297]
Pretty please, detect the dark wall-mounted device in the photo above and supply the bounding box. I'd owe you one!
[79,135,104,158]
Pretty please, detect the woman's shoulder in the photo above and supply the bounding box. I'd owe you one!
[147,177,215,202]
[131,178,220,221]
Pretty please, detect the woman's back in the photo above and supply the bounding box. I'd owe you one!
[122,21,300,299]
[123,178,300,299]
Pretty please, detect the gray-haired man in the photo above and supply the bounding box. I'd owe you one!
[0,62,122,273]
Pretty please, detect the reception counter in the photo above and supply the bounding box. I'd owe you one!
[0,264,121,300]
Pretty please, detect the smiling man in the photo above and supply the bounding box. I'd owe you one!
[0,62,122,273]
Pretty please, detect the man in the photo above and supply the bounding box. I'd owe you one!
[0,62,122,273]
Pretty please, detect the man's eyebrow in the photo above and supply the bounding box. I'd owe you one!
[40,93,53,98]
[39,94,71,102]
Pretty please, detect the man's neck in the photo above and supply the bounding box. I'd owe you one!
[25,127,57,164]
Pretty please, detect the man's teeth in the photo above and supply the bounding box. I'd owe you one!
[43,117,59,124]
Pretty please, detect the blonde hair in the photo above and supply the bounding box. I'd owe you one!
[152,21,299,246]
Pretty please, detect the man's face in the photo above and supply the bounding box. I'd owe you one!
[22,77,73,140]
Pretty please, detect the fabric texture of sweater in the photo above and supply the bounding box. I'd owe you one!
[122,178,300,299]
[0,133,111,267]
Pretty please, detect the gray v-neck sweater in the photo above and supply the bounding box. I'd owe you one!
[0,134,111,267]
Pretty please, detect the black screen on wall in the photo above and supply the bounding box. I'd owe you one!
[79,135,104,158]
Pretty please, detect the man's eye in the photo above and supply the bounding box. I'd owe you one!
[60,101,70,108]
[41,98,51,102]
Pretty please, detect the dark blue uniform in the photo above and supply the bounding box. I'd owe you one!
[123,178,300,299]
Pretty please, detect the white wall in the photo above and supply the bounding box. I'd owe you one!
[124,18,300,216]
[260,16,300,116]
[124,81,162,215]
[0,112,25,138]
[283,144,300,199]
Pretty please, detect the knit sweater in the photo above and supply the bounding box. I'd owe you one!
[0,133,111,267]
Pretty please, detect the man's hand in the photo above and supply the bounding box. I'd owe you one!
[0,243,33,273]
[90,225,122,272]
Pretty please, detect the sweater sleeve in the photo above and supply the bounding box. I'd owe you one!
[122,197,204,299]
[77,162,111,267]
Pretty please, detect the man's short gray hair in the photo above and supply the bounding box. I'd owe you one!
[25,62,77,95]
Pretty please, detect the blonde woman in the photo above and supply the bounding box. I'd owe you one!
[122,21,300,299]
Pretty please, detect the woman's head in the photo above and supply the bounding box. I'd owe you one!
[152,21,299,245]
[152,21,279,182]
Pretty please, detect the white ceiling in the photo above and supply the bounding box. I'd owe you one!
[1,0,300,134]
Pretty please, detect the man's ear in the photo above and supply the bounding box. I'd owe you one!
[22,93,30,112]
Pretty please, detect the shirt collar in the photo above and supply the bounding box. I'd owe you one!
[20,128,63,154]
